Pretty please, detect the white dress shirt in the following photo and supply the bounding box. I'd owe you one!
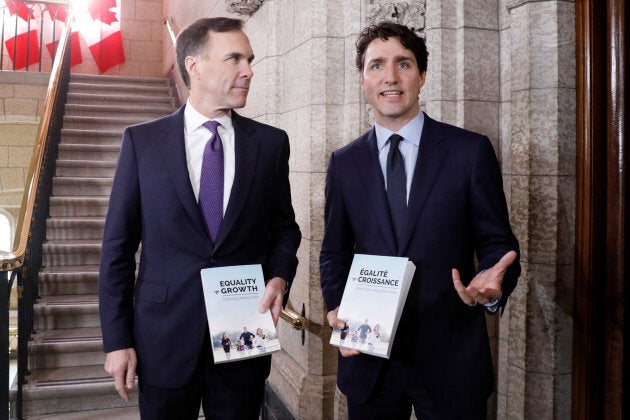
[183,100,236,214]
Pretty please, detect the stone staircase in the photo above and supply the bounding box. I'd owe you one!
[10,73,178,419]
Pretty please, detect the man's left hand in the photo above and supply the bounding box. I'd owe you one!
[259,277,287,326]
[452,250,517,306]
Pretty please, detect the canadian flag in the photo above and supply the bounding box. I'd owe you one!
[42,5,82,67]
[77,0,124,73]
[2,1,41,69]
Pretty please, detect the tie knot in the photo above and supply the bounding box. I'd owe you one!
[389,134,403,149]
[203,120,222,151]
[203,120,220,134]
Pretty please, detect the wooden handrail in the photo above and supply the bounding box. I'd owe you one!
[0,11,73,273]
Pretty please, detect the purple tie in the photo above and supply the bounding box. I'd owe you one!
[199,120,224,242]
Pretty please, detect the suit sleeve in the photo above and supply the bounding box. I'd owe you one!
[98,127,141,352]
[470,136,521,308]
[319,152,356,311]
[264,132,301,302]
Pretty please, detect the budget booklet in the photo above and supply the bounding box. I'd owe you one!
[201,264,281,364]
[329,254,416,358]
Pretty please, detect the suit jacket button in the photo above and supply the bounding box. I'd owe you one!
[210,259,217,264]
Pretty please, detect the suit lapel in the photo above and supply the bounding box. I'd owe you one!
[352,130,398,255]
[157,107,208,235]
[399,114,447,253]
[213,112,259,250]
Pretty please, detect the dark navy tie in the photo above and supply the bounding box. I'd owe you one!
[199,120,223,242]
[386,134,406,242]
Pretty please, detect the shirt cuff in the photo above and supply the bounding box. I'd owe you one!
[483,295,502,313]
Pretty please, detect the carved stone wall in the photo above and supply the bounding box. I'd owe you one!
[225,0,266,15]
[367,1,425,33]
[160,1,576,418]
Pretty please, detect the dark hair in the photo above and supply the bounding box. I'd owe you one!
[355,21,428,74]
[176,17,245,88]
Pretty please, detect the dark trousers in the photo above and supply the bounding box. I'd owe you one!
[138,335,264,420]
[347,360,487,420]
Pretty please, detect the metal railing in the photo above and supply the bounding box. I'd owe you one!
[0,8,72,418]
[0,1,69,72]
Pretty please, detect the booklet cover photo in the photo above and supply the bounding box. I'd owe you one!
[201,264,281,364]
[330,254,415,358]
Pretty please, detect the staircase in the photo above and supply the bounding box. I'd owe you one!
[10,74,178,419]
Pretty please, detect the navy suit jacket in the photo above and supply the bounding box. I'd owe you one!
[320,113,520,411]
[99,106,301,389]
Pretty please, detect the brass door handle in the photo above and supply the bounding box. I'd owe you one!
[280,308,307,330]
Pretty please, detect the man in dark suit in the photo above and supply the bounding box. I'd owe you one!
[320,22,520,419]
[98,17,301,419]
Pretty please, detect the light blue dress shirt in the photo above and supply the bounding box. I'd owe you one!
[375,111,424,203]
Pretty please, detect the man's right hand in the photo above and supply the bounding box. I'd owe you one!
[327,307,360,357]
[104,348,137,401]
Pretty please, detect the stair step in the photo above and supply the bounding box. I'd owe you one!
[28,327,104,369]
[33,294,100,330]
[65,103,173,118]
[61,128,122,145]
[39,266,99,296]
[42,241,103,266]
[10,365,138,417]
[62,115,151,131]
[67,91,176,108]
[49,196,110,217]
[28,406,141,420]
[58,143,120,161]
[69,81,173,96]
[71,73,171,87]
[52,177,113,197]
[56,160,116,177]
[46,217,105,240]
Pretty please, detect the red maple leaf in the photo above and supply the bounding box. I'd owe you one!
[46,4,68,23]
[6,1,36,21]
[87,0,118,25]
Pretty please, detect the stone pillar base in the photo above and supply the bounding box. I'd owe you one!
[269,351,338,419]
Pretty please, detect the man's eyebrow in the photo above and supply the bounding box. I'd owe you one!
[393,54,414,62]
[226,52,255,63]
[366,57,384,65]
[368,54,414,63]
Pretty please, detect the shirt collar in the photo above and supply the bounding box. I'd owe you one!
[184,99,233,135]
[375,111,424,151]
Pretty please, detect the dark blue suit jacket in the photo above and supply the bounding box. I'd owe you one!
[320,113,520,412]
[99,106,301,389]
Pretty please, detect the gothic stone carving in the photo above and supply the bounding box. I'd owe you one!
[225,0,265,15]
[367,1,426,34]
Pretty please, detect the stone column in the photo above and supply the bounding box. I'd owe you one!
[424,0,500,146]
[243,1,352,418]
[499,1,575,419]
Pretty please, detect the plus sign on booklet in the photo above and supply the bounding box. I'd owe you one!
[201,264,281,364]
[330,254,416,358]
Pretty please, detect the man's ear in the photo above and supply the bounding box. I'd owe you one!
[185,56,197,83]
[418,71,427,89]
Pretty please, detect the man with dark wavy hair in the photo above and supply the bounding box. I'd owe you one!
[99,17,301,419]
[321,21,520,419]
